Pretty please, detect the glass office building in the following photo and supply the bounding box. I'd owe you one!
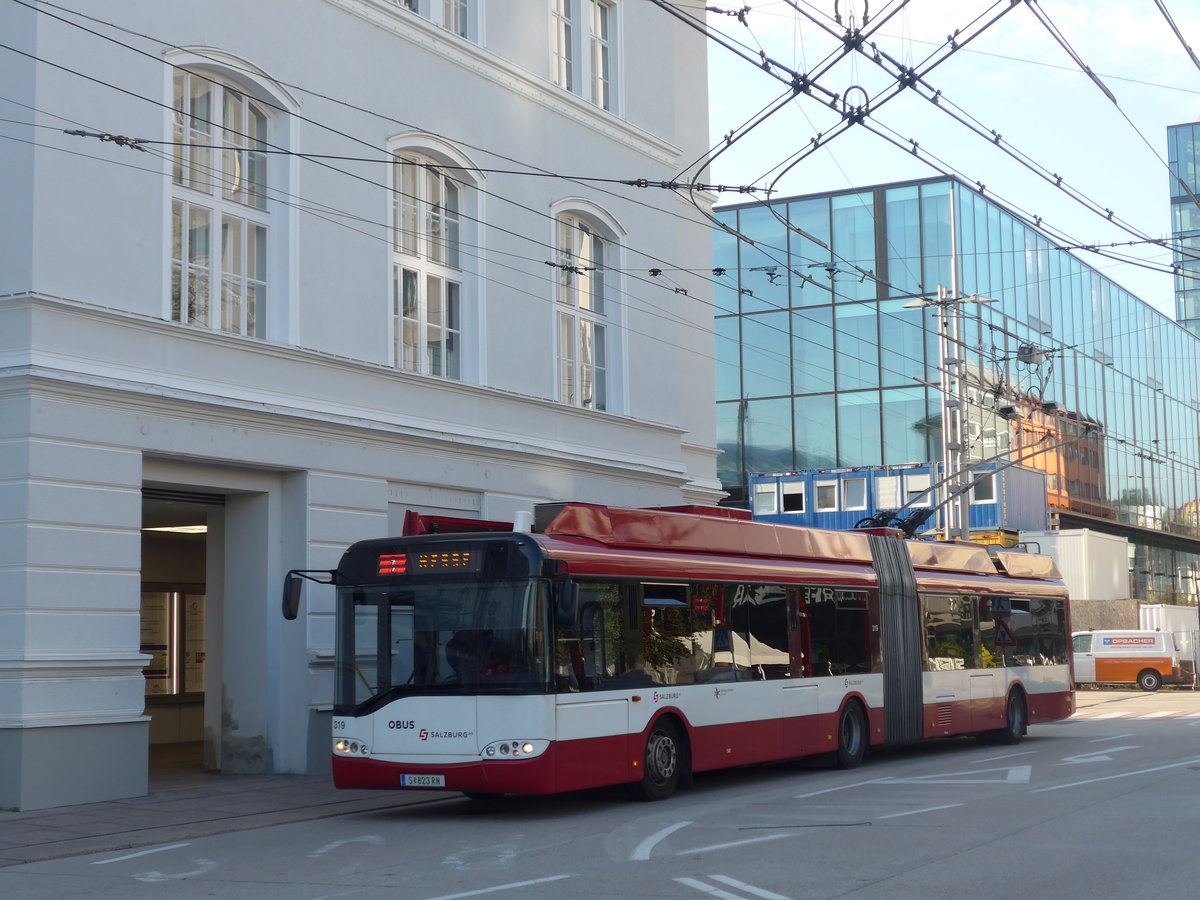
[1169,121,1200,336]
[715,177,1200,606]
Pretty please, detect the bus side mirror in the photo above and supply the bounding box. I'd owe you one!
[555,581,579,627]
[282,572,304,620]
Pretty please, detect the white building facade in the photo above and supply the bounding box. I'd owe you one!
[0,0,718,809]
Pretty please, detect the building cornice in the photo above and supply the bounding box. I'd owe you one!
[320,0,683,166]
[0,293,694,486]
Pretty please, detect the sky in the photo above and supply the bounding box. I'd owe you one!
[702,0,1200,316]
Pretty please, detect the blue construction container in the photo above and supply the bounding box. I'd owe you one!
[749,463,1048,540]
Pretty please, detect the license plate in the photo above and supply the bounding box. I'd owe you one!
[400,773,445,788]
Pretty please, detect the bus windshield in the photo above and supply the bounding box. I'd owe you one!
[334,579,551,713]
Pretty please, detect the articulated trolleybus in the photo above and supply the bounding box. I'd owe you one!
[283,503,1073,801]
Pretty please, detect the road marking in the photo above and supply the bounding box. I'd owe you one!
[1140,711,1180,718]
[133,859,217,882]
[675,877,756,900]
[308,835,385,858]
[92,843,191,865]
[674,875,793,899]
[977,750,1035,762]
[422,875,574,900]
[1032,756,1200,793]
[876,765,1031,785]
[630,820,692,860]
[876,803,964,820]
[1059,746,1139,765]
[677,833,792,855]
[793,778,888,799]
[709,874,793,899]
[1089,734,1134,743]
[676,878,796,897]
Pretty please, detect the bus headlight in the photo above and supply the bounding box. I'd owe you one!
[481,740,548,760]
[334,738,370,756]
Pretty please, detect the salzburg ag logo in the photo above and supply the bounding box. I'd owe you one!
[419,728,429,740]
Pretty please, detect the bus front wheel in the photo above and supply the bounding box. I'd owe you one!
[633,719,683,801]
[1138,669,1162,692]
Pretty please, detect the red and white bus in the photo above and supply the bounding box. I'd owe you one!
[283,502,1073,801]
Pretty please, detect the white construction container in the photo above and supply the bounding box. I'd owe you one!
[1020,530,1133,631]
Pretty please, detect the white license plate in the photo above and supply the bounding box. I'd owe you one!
[400,773,445,788]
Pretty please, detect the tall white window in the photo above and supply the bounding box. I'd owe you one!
[400,0,473,39]
[556,214,610,410]
[589,0,612,110]
[170,70,270,337]
[551,0,616,111]
[393,154,463,378]
[551,0,574,92]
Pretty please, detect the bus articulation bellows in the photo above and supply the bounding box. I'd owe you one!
[282,502,1073,801]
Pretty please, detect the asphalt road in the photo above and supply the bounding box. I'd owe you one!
[4,690,1199,899]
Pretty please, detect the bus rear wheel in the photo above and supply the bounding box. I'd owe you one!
[834,702,867,769]
[1138,669,1162,692]
[632,719,683,801]
[981,690,1027,746]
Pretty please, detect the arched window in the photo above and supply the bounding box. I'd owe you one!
[169,68,273,337]
[392,151,468,379]
[555,211,617,410]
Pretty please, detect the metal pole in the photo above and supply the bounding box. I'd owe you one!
[937,286,971,541]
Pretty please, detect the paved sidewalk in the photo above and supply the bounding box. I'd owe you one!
[0,769,443,868]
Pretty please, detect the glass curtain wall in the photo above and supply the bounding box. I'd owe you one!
[1169,122,1200,335]
[715,178,1200,604]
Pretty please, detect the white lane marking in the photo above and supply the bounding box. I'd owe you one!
[1059,746,1139,765]
[710,874,793,899]
[977,750,1035,762]
[630,820,692,861]
[1140,711,1180,718]
[1032,756,1200,793]
[876,765,1031,785]
[1089,713,1128,719]
[308,835,385,858]
[92,843,192,865]
[133,859,217,882]
[422,874,573,900]
[875,803,964,820]
[1090,734,1134,743]
[793,778,888,799]
[673,877,749,900]
[677,833,792,856]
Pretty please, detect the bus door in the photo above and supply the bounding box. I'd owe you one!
[554,583,631,789]
[726,584,792,762]
[783,590,818,757]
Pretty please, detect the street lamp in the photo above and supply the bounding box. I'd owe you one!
[903,288,998,541]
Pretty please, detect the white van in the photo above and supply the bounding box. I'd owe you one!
[1072,630,1181,691]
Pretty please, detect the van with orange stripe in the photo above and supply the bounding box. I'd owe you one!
[1071,630,1181,691]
